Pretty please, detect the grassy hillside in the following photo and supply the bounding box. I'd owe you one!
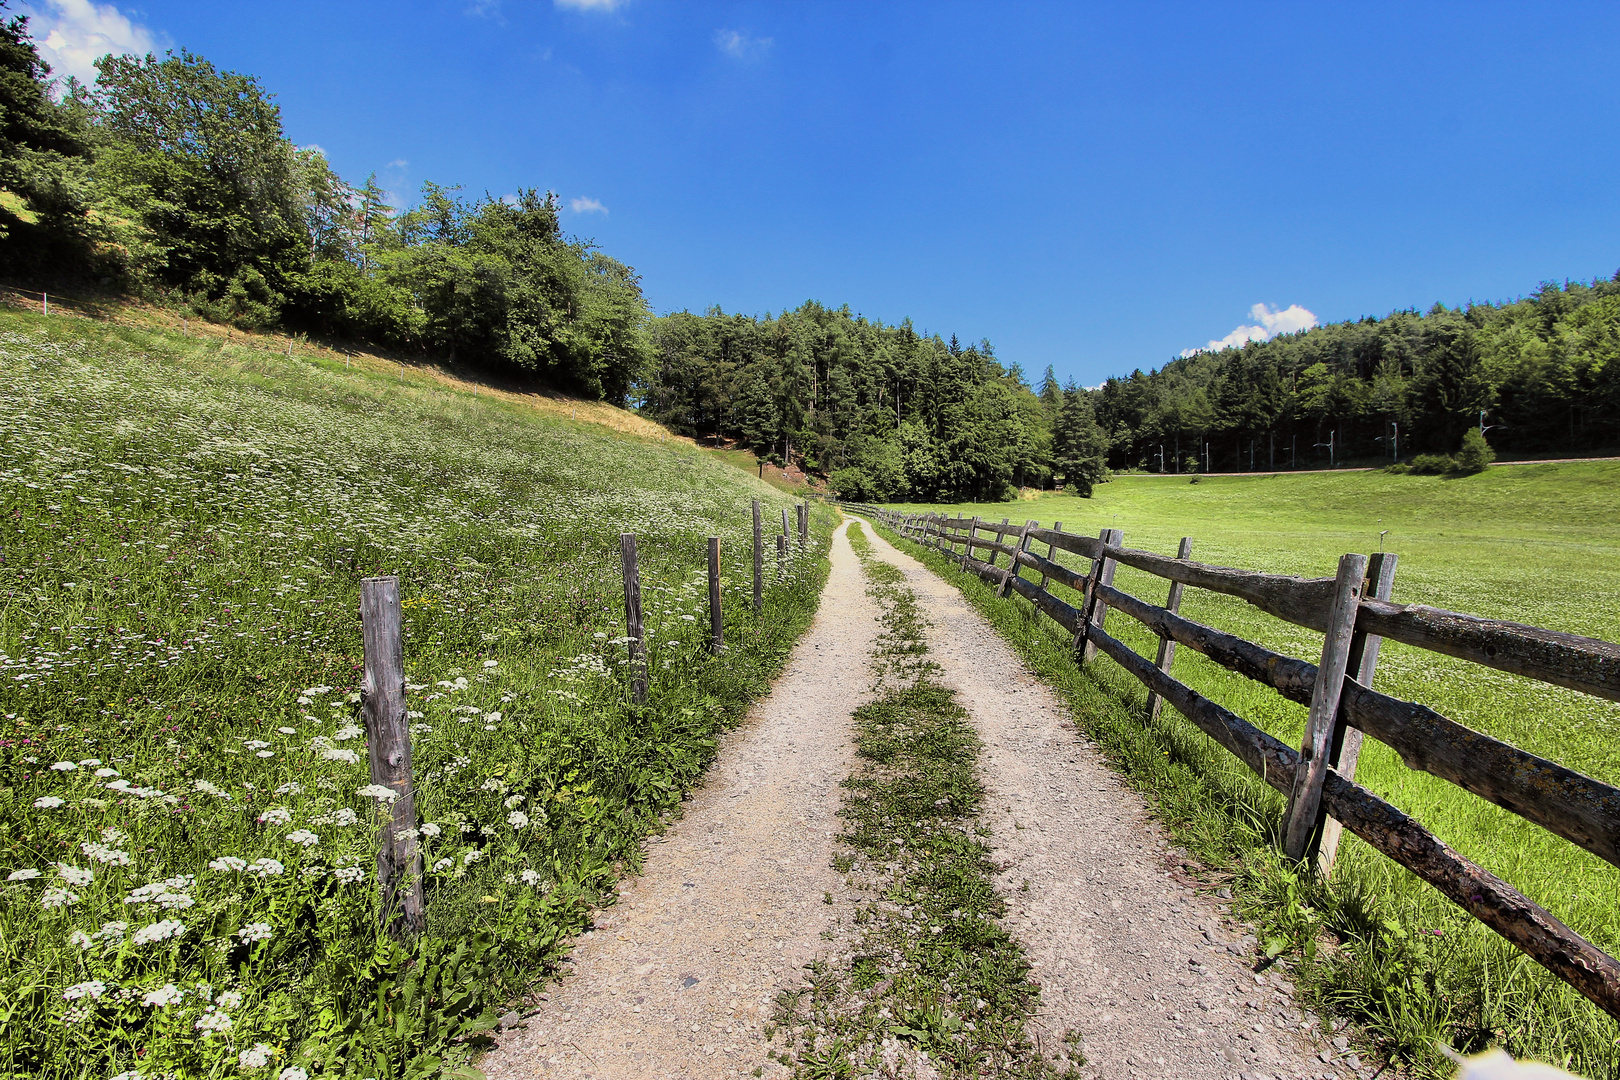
[0,309,832,1080]
[881,469,1620,1076]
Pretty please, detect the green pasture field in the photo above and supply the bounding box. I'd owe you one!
[879,468,1620,1076]
[0,309,831,1080]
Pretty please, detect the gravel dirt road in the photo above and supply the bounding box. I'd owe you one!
[481,516,1358,1080]
[856,523,1353,1080]
[480,521,876,1080]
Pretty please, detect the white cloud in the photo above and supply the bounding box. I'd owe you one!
[568,196,607,215]
[1181,302,1317,358]
[24,0,167,86]
[555,0,626,11]
[714,28,772,60]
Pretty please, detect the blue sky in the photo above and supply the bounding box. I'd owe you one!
[20,0,1620,385]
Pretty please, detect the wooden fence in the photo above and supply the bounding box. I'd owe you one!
[356,499,812,935]
[843,504,1620,1022]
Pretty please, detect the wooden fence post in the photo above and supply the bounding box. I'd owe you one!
[620,534,648,703]
[1146,537,1194,721]
[967,516,981,567]
[752,499,763,612]
[1283,552,1370,862]
[781,507,791,539]
[777,532,787,575]
[1040,522,1062,592]
[986,517,1008,568]
[359,576,425,938]
[1316,551,1399,874]
[999,520,1036,597]
[42,292,48,316]
[708,537,723,654]
[1079,528,1123,663]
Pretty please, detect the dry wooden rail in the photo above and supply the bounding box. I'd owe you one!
[843,503,1620,1022]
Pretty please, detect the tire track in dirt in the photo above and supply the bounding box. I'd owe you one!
[481,521,878,1080]
[856,522,1354,1080]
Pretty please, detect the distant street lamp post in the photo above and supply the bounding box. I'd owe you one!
[1314,430,1335,469]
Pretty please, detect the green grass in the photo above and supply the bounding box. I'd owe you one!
[769,525,1072,1079]
[0,309,831,1079]
[876,469,1620,1077]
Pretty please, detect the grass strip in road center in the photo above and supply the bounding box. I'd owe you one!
[765,523,1080,1079]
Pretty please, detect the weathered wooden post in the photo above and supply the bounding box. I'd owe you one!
[42,292,49,316]
[781,506,791,540]
[1282,552,1369,862]
[797,502,809,543]
[752,499,763,612]
[1145,537,1194,721]
[776,532,788,576]
[967,517,981,568]
[359,576,425,937]
[620,534,648,703]
[1079,528,1123,662]
[1040,522,1062,593]
[708,537,723,654]
[999,520,1036,597]
[988,517,1010,569]
[1315,552,1398,874]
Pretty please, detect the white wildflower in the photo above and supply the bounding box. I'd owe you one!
[504,793,525,809]
[33,796,64,809]
[285,830,319,847]
[483,659,498,668]
[80,842,132,865]
[131,919,184,944]
[51,761,77,771]
[420,822,441,837]
[462,849,483,865]
[432,857,453,873]
[508,811,529,830]
[333,724,363,741]
[256,807,292,826]
[356,784,397,803]
[239,1042,274,1068]
[520,868,542,886]
[142,983,183,1007]
[246,858,285,877]
[218,990,243,1010]
[7,868,41,881]
[94,767,120,778]
[194,1007,232,1033]
[277,727,297,735]
[55,863,93,886]
[332,865,365,884]
[40,886,78,908]
[237,922,273,943]
[63,980,107,1001]
[69,929,94,949]
[207,856,248,872]
[280,1067,309,1080]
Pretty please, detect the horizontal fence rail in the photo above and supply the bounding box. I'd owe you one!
[842,503,1620,1022]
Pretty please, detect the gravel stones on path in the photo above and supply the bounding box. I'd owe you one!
[480,521,878,1080]
[858,524,1349,1080]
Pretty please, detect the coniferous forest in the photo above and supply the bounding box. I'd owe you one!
[5,5,1620,502]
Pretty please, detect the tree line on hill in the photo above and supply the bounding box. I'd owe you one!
[0,5,650,400]
[641,303,1110,502]
[1093,276,1620,473]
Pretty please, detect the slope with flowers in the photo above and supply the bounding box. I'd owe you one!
[0,309,831,1080]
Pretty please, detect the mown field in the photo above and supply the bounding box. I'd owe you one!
[0,309,831,1080]
[880,468,1620,1077]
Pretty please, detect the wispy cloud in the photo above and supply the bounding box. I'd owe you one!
[24,0,168,86]
[714,28,772,61]
[555,0,627,11]
[568,196,607,215]
[1181,302,1317,357]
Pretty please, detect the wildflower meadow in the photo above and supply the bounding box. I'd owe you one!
[0,311,831,1079]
